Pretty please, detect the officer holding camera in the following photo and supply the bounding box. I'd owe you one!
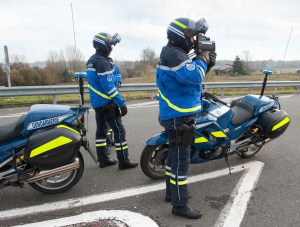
[86,32,138,170]
[157,18,217,219]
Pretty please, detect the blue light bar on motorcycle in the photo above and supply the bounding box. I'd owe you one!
[74,72,87,78]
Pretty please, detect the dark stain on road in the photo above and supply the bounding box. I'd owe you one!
[204,195,230,210]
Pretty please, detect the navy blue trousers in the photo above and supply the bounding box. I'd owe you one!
[160,115,195,207]
[94,107,129,167]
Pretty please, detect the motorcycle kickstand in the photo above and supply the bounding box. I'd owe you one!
[224,153,232,174]
[84,146,98,164]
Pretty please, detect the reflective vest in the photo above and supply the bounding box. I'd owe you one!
[86,51,125,109]
[156,43,207,120]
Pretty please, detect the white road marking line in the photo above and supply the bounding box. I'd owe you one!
[12,210,159,227]
[279,95,293,99]
[0,115,22,119]
[128,105,159,109]
[214,161,264,227]
[127,101,158,107]
[0,161,264,223]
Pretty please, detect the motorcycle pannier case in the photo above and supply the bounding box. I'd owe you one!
[24,126,82,170]
[256,109,290,139]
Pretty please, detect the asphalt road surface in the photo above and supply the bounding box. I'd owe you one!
[0,94,299,227]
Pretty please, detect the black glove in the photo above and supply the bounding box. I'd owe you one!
[118,82,122,88]
[193,51,210,65]
[120,105,128,116]
[207,51,217,72]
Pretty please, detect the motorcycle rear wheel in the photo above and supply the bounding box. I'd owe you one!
[29,152,84,194]
[140,145,168,179]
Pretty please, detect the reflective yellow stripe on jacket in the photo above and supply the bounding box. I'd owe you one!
[158,89,202,113]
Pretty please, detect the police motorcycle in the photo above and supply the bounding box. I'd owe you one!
[141,68,291,179]
[0,73,97,193]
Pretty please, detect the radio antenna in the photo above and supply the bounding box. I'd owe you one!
[280,28,293,73]
[71,3,77,73]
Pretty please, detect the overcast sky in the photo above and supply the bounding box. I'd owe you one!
[1,0,299,63]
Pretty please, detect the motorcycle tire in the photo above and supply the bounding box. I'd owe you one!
[140,145,168,180]
[29,152,84,194]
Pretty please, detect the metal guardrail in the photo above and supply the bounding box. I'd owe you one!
[0,82,299,104]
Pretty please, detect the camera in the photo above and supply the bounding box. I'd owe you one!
[194,35,216,53]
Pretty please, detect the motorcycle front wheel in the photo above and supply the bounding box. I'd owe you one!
[29,152,84,194]
[140,145,168,179]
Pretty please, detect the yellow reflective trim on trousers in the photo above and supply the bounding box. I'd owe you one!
[88,84,111,100]
[96,34,106,39]
[96,143,107,147]
[158,89,202,113]
[107,133,111,135]
[115,146,128,150]
[30,136,72,158]
[170,179,187,185]
[195,137,208,143]
[57,125,80,135]
[110,91,119,98]
[197,65,206,77]
[165,171,171,176]
[272,117,290,131]
[172,20,187,29]
[211,131,227,137]
[109,129,113,132]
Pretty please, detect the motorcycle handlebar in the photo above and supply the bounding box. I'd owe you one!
[203,92,228,106]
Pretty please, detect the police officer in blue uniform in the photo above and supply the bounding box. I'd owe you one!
[157,18,217,219]
[86,32,138,170]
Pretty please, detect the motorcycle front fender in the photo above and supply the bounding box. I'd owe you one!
[146,132,169,146]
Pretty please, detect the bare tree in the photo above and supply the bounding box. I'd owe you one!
[140,47,158,68]
[65,45,85,74]
[10,54,29,70]
[241,50,252,67]
[46,50,60,83]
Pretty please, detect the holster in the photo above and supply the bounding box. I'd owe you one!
[102,102,121,119]
[168,119,196,149]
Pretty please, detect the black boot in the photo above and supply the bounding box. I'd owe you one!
[165,193,192,203]
[172,205,202,219]
[99,158,117,168]
[119,161,138,170]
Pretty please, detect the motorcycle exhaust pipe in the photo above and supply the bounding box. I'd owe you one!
[26,158,80,183]
[236,138,273,151]
[0,159,79,188]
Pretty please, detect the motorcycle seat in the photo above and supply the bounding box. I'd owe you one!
[231,102,254,125]
[0,115,25,144]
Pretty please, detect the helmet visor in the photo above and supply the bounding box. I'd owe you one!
[104,33,121,46]
[185,18,209,37]
[111,33,121,45]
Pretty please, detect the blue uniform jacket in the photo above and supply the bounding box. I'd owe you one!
[156,43,207,120]
[86,51,125,109]
[108,57,122,85]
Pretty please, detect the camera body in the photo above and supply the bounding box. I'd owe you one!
[194,35,216,53]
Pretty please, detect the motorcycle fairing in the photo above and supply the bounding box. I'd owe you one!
[146,132,169,145]
[22,105,83,137]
